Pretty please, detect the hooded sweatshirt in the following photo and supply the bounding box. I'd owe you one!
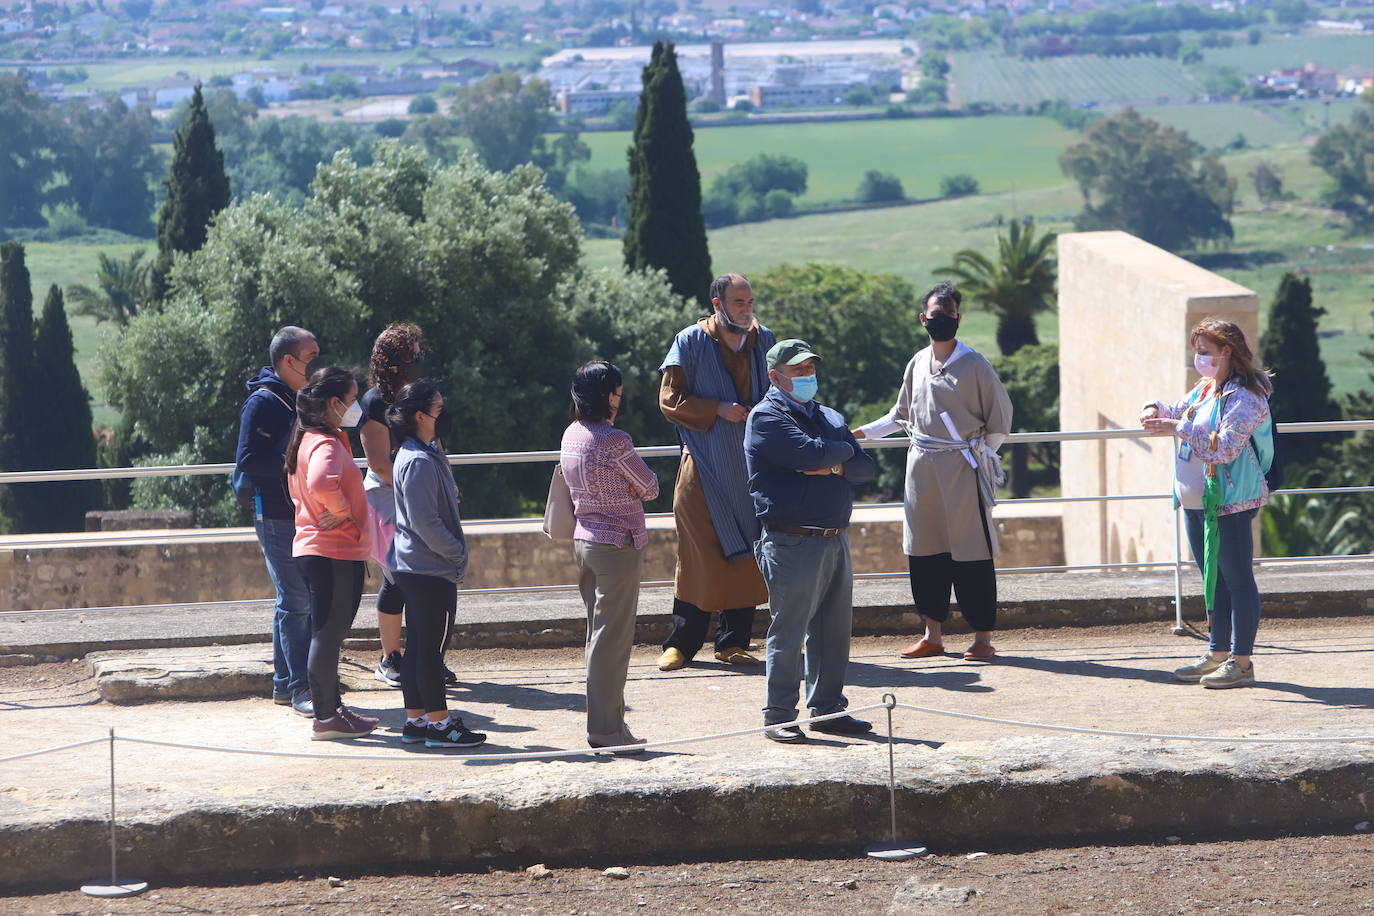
[234,367,297,520]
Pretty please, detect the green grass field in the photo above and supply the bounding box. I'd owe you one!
[952,52,1203,107]
[1132,100,1358,149]
[585,140,1374,405]
[578,116,1077,205]
[24,241,147,429]
[13,48,526,93]
[1202,31,1374,74]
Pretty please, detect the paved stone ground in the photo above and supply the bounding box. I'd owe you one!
[4,562,1374,658]
[3,619,1373,833]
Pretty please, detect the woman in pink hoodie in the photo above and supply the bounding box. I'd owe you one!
[285,366,377,741]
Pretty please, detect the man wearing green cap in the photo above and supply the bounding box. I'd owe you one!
[745,339,877,744]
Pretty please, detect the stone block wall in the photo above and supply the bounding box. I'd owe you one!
[0,512,1065,611]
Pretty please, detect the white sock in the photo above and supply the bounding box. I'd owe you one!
[407,716,427,726]
[429,716,451,731]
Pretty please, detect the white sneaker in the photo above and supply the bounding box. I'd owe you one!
[1200,658,1256,689]
[1173,654,1225,683]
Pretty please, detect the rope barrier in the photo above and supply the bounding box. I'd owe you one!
[0,736,110,763]
[4,699,1374,766]
[888,702,1374,744]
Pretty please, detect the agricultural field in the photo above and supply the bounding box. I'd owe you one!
[1201,31,1374,75]
[14,47,526,94]
[584,141,1374,405]
[24,240,146,429]
[1131,99,1358,149]
[577,115,1077,205]
[951,52,1204,108]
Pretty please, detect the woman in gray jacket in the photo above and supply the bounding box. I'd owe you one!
[386,379,487,749]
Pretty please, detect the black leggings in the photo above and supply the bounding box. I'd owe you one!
[907,553,997,633]
[394,571,456,714]
[296,556,366,720]
[376,567,406,615]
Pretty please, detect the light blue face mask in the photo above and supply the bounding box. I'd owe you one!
[788,373,818,403]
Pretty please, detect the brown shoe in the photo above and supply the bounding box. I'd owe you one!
[657,648,687,671]
[714,647,760,665]
[963,642,996,660]
[899,638,946,659]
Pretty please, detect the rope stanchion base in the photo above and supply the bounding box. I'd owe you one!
[864,843,928,861]
[80,880,148,898]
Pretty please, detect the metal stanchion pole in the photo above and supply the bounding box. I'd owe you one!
[81,728,148,898]
[1172,500,1186,635]
[864,694,927,861]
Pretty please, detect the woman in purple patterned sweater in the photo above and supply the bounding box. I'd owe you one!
[560,361,660,753]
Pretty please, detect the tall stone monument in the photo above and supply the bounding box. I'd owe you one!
[1058,231,1258,568]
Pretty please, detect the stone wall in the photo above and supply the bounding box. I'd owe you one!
[1058,231,1258,569]
[0,509,1064,611]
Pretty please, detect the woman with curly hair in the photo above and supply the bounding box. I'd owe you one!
[359,323,455,689]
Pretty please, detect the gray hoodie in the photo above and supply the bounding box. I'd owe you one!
[388,438,468,584]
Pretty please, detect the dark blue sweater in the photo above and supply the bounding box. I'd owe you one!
[234,368,297,520]
[744,386,876,531]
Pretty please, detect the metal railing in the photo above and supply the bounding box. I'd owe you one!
[1,420,1371,627]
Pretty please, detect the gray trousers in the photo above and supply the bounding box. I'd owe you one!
[575,537,644,742]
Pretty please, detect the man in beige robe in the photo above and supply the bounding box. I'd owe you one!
[656,274,774,671]
[855,281,1012,661]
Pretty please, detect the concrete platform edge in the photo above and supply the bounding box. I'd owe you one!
[3,754,1372,891]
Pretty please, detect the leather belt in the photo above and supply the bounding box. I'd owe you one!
[765,523,843,538]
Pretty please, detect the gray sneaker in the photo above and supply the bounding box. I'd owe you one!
[1201,658,1256,689]
[1173,654,1225,683]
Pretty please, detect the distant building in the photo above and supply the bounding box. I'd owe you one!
[557,88,640,115]
[258,7,297,21]
[153,80,198,108]
[748,82,846,108]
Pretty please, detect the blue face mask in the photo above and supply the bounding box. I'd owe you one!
[788,373,818,403]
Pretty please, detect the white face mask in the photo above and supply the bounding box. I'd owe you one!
[1194,353,1220,379]
[339,400,363,428]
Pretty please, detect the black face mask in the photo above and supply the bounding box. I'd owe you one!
[304,355,328,379]
[398,360,426,385]
[432,408,453,442]
[923,313,959,342]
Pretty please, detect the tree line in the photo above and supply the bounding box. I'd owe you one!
[1,49,1372,548]
[0,76,162,237]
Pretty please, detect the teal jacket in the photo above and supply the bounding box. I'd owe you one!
[1159,377,1274,516]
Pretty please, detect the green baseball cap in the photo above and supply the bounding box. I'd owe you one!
[766,338,822,369]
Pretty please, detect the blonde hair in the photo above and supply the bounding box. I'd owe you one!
[1190,318,1272,397]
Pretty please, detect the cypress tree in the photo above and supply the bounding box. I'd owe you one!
[30,285,100,532]
[0,242,33,533]
[150,84,231,301]
[1259,272,1341,475]
[623,41,712,305]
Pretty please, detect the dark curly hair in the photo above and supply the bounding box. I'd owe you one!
[369,322,427,403]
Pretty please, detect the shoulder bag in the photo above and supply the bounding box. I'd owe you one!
[542,464,576,541]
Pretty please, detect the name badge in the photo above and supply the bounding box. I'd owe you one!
[1178,441,1193,462]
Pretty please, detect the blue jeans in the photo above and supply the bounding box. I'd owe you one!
[254,515,312,697]
[1184,507,1261,656]
[754,529,853,725]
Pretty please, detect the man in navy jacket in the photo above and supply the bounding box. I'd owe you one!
[745,339,877,744]
[235,326,318,716]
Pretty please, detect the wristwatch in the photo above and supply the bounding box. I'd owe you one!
[831,464,843,475]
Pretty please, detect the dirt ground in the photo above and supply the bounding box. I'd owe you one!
[6,832,1373,915]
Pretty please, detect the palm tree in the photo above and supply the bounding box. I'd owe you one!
[66,249,149,328]
[1260,494,1363,559]
[939,217,1057,357]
